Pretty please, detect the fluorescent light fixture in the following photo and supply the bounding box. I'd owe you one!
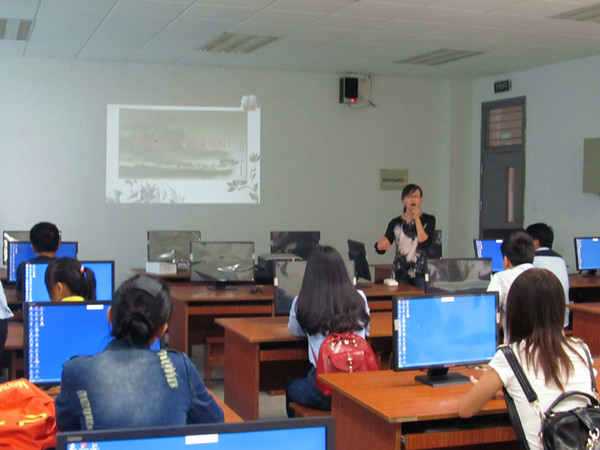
[0,18,32,41]
[395,49,484,66]
[200,32,277,54]
[552,2,600,22]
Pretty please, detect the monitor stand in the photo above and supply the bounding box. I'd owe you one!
[583,269,598,277]
[414,368,470,387]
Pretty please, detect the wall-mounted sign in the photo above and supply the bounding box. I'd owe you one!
[380,169,408,191]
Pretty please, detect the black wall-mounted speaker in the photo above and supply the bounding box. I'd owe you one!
[339,77,358,103]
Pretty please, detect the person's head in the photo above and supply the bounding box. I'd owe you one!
[506,269,565,343]
[401,184,423,212]
[506,269,575,389]
[500,231,535,268]
[525,223,554,250]
[296,245,369,335]
[109,275,171,347]
[30,222,60,254]
[45,257,96,301]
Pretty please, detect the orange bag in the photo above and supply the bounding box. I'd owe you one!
[0,378,57,450]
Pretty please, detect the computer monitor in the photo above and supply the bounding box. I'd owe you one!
[347,239,372,281]
[274,259,355,316]
[56,417,334,450]
[574,237,600,275]
[24,301,160,387]
[392,292,498,386]
[7,241,78,283]
[2,230,29,265]
[147,230,201,265]
[24,260,115,302]
[190,241,255,289]
[270,231,320,260]
[473,238,504,272]
[425,258,492,295]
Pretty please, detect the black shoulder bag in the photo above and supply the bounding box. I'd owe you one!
[500,342,600,450]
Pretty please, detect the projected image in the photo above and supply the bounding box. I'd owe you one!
[106,105,260,204]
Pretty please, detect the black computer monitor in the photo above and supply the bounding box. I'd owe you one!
[2,230,29,265]
[24,302,160,388]
[24,260,115,302]
[392,292,498,386]
[347,239,371,281]
[56,417,334,450]
[473,239,504,272]
[7,241,78,283]
[147,230,201,265]
[274,259,355,316]
[425,258,492,295]
[190,241,255,289]
[270,231,320,260]
[574,237,600,275]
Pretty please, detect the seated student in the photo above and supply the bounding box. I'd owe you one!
[487,231,534,343]
[458,269,595,450]
[0,281,14,362]
[45,257,96,302]
[55,275,224,430]
[286,245,370,417]
[16,222,60,297]
[525,223,570,327]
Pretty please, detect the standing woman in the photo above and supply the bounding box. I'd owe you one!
[458,269,595,450]
[55,275,223,430]
[286,245,370,417]
[375,183,435,286]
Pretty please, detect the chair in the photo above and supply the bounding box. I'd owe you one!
[288,402,331,417]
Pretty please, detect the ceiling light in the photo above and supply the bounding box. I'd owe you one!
[0,18,32,41]
[200,32,277,55]
[395,49,484,66]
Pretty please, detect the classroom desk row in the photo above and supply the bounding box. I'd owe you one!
[215,312,600,450]
[167,282,422,356]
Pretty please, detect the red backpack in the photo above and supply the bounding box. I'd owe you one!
[314,332,379,396]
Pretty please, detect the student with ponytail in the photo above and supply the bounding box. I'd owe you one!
[45,257,96,301]
[55,275,223,430]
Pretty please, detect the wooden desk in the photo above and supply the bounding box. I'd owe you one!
[321,361,600,450]
[215,312,391,420]
[357,282,423,311]
[131,267,191,281]
[320,369,516,450]
[168,283,274,355]
[3,285,19,306]
[2,321,23,380]
[568,301,600,354]
[569,273,600,302]
[0,267,6,282]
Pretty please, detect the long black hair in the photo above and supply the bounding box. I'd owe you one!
[295,245,370,335]
[45,257,96,300]
[110,275,172,346]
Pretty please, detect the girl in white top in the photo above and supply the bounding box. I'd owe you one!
[286,245,370,417]
[458,269,596,450]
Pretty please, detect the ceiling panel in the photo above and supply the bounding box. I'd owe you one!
[1,0,600,79]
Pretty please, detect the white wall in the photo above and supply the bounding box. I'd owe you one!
[0,57,463,284]
[472,55,600,271]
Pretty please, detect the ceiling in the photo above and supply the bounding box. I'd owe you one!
[2,0,600,80]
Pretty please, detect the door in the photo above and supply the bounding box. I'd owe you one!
[479,97,526,239]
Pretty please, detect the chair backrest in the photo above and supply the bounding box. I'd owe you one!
[426,230,442,259]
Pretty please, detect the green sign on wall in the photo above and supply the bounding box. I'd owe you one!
[380,169,408,190]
